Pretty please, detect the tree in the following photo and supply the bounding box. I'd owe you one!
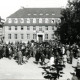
[58,0,80,45]
[0,16,4,27]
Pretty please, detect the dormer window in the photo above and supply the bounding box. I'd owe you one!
[14,18,18,23]
[40,13,43,15]
[33,14,37,15]
[20,18,24,23]
[28,14,31,15]
[52,14,55,15]
[8,18,12,23]
[46,14,49,15]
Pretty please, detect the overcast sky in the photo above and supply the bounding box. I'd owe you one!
[0,0,68,19]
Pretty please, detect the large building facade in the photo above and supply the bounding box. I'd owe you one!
[4,8,61,43]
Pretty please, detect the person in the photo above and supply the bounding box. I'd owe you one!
[63,53,67,65]
[40,49,45,65]
[8,47,12,59]
[61,46,65,55]
[0,44,3,59]
[47,54,55,66]
[17,49,23,65]
[77,48,80,58]
[33,46,36,57]
[71,73,78,80]
[70,49,73,64]
[14,47,18,60]
[35,47,40,64]
[24,47,29,61]
[66,48,70,63]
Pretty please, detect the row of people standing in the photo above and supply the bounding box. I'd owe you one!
[0,42,80,65]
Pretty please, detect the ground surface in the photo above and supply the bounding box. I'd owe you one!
[0,57,77,80]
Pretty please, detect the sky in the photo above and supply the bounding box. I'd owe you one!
[0,0,68,20]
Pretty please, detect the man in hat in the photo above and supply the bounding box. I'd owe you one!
[71,72,78,80]
[17,49,23,65]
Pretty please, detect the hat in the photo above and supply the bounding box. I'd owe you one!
[70,71,76,75]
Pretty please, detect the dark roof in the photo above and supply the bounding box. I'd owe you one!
[7,8,62,18]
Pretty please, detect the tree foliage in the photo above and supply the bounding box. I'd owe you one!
[58,0,80,45]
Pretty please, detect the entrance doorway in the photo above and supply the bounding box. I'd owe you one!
[38,35,43,43]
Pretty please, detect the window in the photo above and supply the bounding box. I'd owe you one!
[27,26,30,30]
[21,34,23,39]
[51,18,55,23]
[45,34,48,39]
[15,26,17,30]
[33,34,36,39]
[39,26,42,31]
[8,26,11,30]
[14,18,18,23]
[33,26,36,30]
[27,18,30,23]
[33,18,36,23]
[39,18,42,23]
[20,18,24,23]
[58,18,61,23]
[8,34,11,39]
[27,34,30,39]
[52,26,54,30]
[45,18,49,23]
[21,26,23,30]
[8,18,12,23]
[45,26,48,30]
[52,34,54,39]
[14,34,17,39]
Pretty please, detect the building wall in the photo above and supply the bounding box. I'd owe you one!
[4,12,61,43]
[4,24,57,43]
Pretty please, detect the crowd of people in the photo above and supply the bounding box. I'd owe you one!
[0,40,80,80]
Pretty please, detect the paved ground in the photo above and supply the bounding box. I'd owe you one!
[0,57,77,80]
[58,58,77,80]
[0,57,45,79]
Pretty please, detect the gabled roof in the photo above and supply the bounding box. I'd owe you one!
[7,8,62,18]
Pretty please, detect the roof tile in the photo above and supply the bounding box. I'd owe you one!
[7,8,62,18]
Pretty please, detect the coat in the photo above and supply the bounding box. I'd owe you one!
[71,75,78,80]
[17,51,23,58]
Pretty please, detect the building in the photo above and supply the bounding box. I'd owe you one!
[0,20,4,43]
[4,8,61,43]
